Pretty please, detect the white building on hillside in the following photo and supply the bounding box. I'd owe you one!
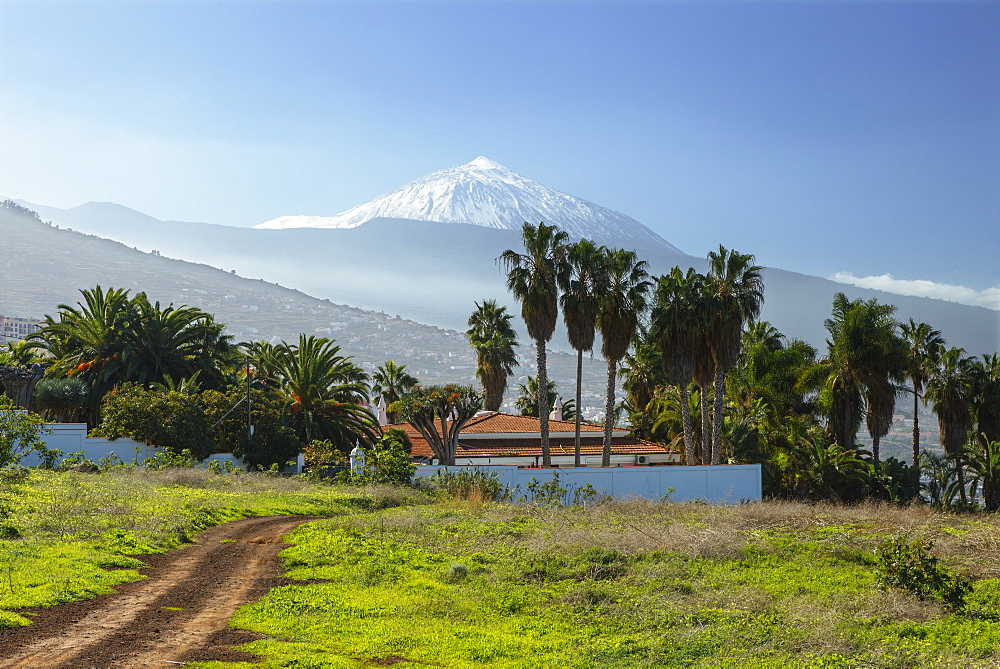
[0,315,42,344]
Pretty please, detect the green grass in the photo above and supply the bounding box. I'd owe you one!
[0,468,421,626]
[6,471,1000,667]
[215,501,1000,668]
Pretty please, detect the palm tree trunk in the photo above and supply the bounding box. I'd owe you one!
[679,384,695,466]
[842,399,853,451]
[537,340,551,467]
[700,384,712,465]
[603,357,617,467]
[912,388,921,487]
[711,366,725,465]
[872,435,880,465]
[574,349,583,467]
[957,466,968,505]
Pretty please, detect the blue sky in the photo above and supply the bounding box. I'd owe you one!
[1,1,997,301]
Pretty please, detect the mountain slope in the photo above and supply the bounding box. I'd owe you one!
[16,200,998,356]
[255,156,681,251]
[0,202,610,412]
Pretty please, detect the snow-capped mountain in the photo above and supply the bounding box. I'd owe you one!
[255,156,681,252]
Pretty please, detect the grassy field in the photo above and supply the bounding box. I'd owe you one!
[220,500,1000,668]
[0,468,419,628]
[4,470,1000,667]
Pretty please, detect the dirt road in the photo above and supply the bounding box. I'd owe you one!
[0,515,318,668]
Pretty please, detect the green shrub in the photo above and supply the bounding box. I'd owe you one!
[0,396,47,467]
[143,449,197,470]
[875,535,972,611]
[425,468,507,501]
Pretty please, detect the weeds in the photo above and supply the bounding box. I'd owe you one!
[226,500,1000,668]
[876,535,973,611]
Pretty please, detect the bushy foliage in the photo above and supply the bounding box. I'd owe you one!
[349,432,416,485]
[33,377,89,423]
[303,439,346,474]
[200,387,300,469]
[94,383,214,459]
[875,536,972,611]
[0,396,48,467]
[425,468,508,502]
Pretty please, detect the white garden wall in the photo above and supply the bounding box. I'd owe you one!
[414,464,762,504]
[18,423,163,467]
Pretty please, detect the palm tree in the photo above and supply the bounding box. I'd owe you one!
[0,340,43,367]
[704,246,764,465]
[33,377,89,422]
[120,293,234,389]
[925,346,976,505]
[649,267,706,464]
[30,286,234,423]
[30,286,133,418]
[500,222,568,466]
[559,239,605,466]
[970,354,1000,450]
[618,325,666,440]
[808,294,901,454]
[727,321,817,428]
[466,300,519,412]
[513,375,575,420]
[596,248,651,466]
[266,334,377,449]
[370,360,419,423]
[900,319,944,480]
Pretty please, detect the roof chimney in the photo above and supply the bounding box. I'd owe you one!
[548,397,563,422]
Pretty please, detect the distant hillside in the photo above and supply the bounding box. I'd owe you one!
[0,203,606,413]
[24,199,999,356]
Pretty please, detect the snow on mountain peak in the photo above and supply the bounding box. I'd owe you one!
[467,156,505,170]
[255,158,681,252]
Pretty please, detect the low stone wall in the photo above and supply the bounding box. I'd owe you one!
[413,463,762,504]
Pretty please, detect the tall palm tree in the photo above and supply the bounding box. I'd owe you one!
[925,346,976,504]
[970,354,1000,450]
[900,319,944,480]
[559,239,605,466]
[808,294,901,454]
[650,267,705,464]
[466,300,519,412]
[370,360,419,423]
[596,248,651,466]
[500,222,568,466]
[705,246,764,465]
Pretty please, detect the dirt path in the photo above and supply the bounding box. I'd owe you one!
[0,515,319,668]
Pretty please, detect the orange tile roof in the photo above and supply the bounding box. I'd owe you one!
[386,411,609,436]
[385,412,678,460]
[407,436,674,460]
